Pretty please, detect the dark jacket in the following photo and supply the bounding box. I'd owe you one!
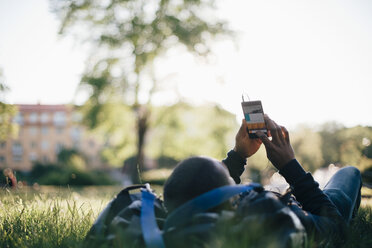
[222,150,346,240]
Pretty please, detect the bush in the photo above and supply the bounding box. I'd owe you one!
[157,156,179,169]
[37,171,70,185]
[27,158,116,186]
[23,148,117,186]
[33,168,115,186]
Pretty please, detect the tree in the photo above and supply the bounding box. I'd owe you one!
[51,0,231,183]
[337,126,372,170]
[291,125,323,172]
[318,123,372,170]
[0,68,17,141]
[319,122,344,166]
[146,102,238,161]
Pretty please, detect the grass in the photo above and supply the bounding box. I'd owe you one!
[343,206,372,248]
[0,186,120,248]
[0,186,372,248]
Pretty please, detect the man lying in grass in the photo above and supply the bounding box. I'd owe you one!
[163,115,362,247]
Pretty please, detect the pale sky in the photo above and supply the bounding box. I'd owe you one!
[1,0,372,128]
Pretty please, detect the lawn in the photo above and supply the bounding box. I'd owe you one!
[1,186,372,248]
[0,186,121,248]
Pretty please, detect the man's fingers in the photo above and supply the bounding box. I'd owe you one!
[265,116,280,144]
[273,120,285,143]
[263,115,271,137]
[281,126,290,143]
[242,119,248,129]
[239,119,249,136]
[256,131,272,148]
[238,119,245,132]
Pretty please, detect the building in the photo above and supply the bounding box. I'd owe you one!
[0,104,104,171]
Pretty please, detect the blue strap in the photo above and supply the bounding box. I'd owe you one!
[141,188,166,248]
[164,183,261,231]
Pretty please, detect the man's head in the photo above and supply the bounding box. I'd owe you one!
[163,156,234,213]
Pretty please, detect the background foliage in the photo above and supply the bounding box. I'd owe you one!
[51,0,231,183]
[247,122,372,184]
[1,148,115,186]
[0,68,17,141]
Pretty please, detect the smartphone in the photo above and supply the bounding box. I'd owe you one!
[241,100,267,138]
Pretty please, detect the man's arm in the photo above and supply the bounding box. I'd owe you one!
[279,159,337,215]
[256,116,337,213]
[257,116,345,238]
[222,119,262,184]
[279,159,346,239]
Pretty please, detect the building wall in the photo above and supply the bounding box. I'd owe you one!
[0,104,105,171]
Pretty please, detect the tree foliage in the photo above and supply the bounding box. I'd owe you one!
[147,102,238,160]
[317,123,372,170]
[291,125,324,172]
[94,102,238,166]
[51,0,230,110]
[248,122,372,184]
[318,122,345,166]
[51,0,231,183]
[0,68,17,141]
[27,148,114,185]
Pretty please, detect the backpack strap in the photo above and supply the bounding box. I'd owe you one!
[164,183,262,231]
[141,184,166,248]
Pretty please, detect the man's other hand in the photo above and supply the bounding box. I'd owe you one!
[256,116,295,170]
[234,119,262,159]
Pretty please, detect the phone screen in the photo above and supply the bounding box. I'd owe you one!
[241,100,267,138]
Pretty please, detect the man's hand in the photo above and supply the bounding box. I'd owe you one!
[234,119,262,159]
[256,116,295,170]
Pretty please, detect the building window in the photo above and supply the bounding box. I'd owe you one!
[71,126,81,141]
[56,127,64,134]
[13,112,24,125]
[72,112,82,123]
[41,126,48,135]
[29,112,38,123]
[55,143,64,154]
[17,128,24,138]
[40,112,49,123]
[42,155,49,163]
[29,152,37,162]
[12,142,23,155]
[30,142,37,149]
[54,111,66,126]
[0,156,5,163]
[0,142,6,149]
[29,127,38,136]
[41,141,49,151]
[13,154,22,162]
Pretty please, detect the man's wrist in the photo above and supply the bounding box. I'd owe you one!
[229,149,247,164]
[233,146,248,159]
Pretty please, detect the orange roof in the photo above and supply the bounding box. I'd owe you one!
[16,104,69,112]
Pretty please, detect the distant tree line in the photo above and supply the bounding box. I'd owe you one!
[1,148,115,186]
[91,101,238,168]
[248,122,372,182]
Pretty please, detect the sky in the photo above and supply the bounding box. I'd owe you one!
[0,0,372,128]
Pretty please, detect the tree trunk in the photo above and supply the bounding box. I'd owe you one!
[131,105,149,184]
